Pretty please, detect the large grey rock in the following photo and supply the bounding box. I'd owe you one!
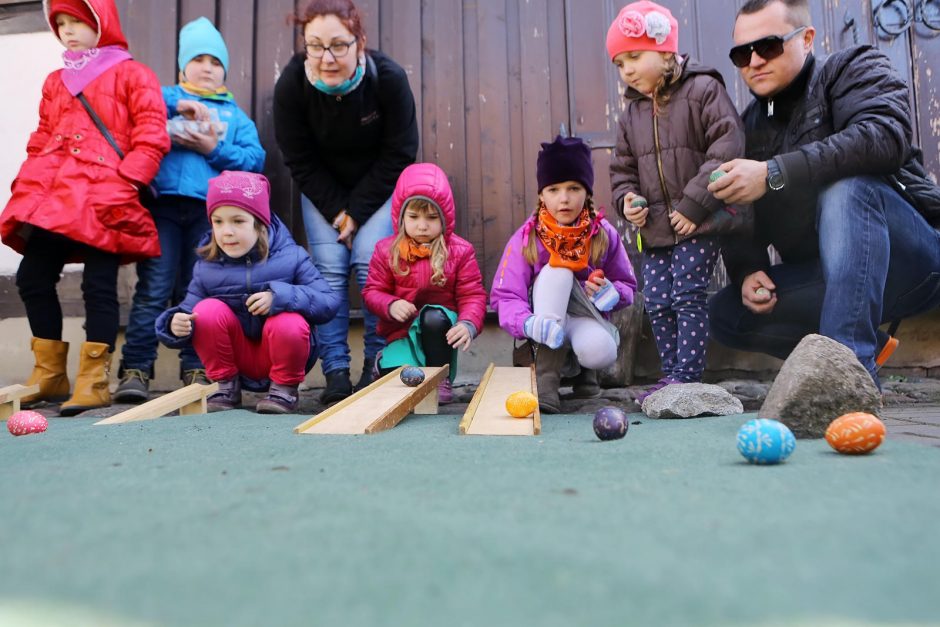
[642,383,744,418]
[758,334,881,439]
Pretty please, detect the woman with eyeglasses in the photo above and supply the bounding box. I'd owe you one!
[274,0,418,404]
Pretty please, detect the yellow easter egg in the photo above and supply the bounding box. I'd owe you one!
[505,391,538,418]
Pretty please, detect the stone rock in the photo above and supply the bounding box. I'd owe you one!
[758,334,881,439]
[642,383,744,418]
[716,379,770,411]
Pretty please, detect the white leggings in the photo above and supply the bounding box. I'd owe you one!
[531,265,618,369]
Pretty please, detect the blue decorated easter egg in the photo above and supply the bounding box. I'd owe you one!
[593,406,628,441]
[400,366,426,387]
[736,418,796,465]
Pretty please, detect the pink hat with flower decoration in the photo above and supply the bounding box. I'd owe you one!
[606,0,679,60]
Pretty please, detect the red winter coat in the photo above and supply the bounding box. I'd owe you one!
[363,163,487,343]
[0,0,169,262]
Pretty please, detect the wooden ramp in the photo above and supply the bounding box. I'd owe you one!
[294,365,449,435]
[94,382,219,425]
[459,364,541,436]
[0,384,40,421]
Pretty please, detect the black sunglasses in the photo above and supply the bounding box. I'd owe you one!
[728,27,806,68]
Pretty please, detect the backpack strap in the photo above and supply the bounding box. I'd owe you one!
[77,93,125,160]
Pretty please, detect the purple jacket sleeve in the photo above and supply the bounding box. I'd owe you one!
[598,220,637,311]
[489,225,535,339]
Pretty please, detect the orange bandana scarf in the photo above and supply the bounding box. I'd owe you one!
[535,207,593,271]
[398,237,433,263]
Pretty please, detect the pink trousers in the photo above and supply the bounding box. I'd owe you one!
[191,298,310,385]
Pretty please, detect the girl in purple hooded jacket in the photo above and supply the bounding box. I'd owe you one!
[490,136,637,413]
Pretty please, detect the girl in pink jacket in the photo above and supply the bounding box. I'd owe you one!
[362,163,487,404]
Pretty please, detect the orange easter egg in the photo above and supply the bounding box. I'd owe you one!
[505,391,538,418]
[825,412,886,454]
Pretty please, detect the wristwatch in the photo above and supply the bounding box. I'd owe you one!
[766,159,785,191]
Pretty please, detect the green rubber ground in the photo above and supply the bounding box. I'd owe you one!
[2,411,938,627]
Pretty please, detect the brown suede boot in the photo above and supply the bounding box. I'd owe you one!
[59,342,112,416]
[21,337,70,407]
[535,345,568,414]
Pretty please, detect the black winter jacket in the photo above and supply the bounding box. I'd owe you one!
[722,46,940,286]
[273,50,419,226]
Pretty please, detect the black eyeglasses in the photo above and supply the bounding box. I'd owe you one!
[305,39,357,59]
[728,27,806,68]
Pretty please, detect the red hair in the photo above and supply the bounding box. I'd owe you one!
[294,0,366,44]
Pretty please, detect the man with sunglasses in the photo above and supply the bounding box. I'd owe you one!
[706,0,940,386]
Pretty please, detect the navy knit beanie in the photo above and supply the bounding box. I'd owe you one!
[178,17,229,75]
[536,135,594,196]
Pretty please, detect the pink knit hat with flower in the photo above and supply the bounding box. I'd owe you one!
[606,0,679,60]
[206,171,271,225]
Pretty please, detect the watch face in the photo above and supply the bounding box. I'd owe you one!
[769,174,784,190]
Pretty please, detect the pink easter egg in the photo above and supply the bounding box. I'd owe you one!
[7,410,48,436]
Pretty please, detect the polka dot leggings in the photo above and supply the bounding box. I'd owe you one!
[641,236,720,383]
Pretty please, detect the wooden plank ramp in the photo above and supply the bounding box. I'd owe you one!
[94,383,219,425]
[459,364,540,436]
[294,365,449,435]
[0,384,40,421]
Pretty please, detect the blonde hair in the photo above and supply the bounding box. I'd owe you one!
[390,198,448,287]
[523,196,609,266]
[198,218,270,262]
[651,52,683,113]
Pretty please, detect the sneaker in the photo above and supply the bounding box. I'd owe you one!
[320,369,352,404]
[181,368,210,386]
[634,377,681,405]
[256,382,300,414]
[207,377,241,412]
[353,357,376,392]
[438,378,454,404]
[113,368,150,404]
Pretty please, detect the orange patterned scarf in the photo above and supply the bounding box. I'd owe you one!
[398,237,433,263]
[535,207,592,271]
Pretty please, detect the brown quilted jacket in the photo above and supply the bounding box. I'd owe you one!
[610,57,747,249]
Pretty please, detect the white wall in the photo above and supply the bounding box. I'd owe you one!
[0,31,63,274]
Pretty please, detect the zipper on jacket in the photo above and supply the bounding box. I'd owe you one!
[246,258,253,294]
[652,107,679,245]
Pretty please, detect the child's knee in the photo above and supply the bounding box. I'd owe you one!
[420,307,451,334]
[193,298,233,323]
[573,335,618,370]
[264,312,310,341]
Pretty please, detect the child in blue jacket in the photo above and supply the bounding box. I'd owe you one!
[117,17,266,402]
[156,171,339,413]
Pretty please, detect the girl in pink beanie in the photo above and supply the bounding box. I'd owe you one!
[607,1,751,405]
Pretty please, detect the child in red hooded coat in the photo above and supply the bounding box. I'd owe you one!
[0,0,169,415]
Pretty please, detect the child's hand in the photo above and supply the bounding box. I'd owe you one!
[446,323,473,351]
[174,125,219,155]
[670,211,697,236]
[176,99,211,121]
[171,311,197,337]
[623,193,649,227]
[246,291,273,316]
[584,270,606,297]
[389,299,417,322]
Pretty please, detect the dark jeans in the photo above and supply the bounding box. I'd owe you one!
[710,176,940,384]
[121,195,209,374]
[16,227,120,349]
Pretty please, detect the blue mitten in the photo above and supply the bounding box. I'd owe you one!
[524,314,565,349]
[591,281,619,312]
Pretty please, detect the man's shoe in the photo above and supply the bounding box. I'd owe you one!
[320,369,352,404]
[113,368,150,404]
[256,383,300,414]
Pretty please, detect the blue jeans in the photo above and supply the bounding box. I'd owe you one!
[121,195,209,374]
[710,176,940,384]
[301,195,393,374]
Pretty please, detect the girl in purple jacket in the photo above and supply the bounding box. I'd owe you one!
[490,136,637,413]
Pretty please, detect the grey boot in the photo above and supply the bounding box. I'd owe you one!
[570,368,601,399]
[535,345,568,414]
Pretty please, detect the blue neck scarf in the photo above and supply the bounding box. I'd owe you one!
[312,62,365,97]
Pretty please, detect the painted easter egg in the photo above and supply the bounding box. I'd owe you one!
[399,366,426,387]
[630,196,648,208]
[588,269,605,283]
[505,391,538,418]
[7,410,48,437]
[825,412,886,455]
[709,169,726,183]
[593,406,628,441]
[736,418,796,465]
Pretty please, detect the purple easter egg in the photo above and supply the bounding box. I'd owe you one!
[593,406,628,441]
[400,366,426,387]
